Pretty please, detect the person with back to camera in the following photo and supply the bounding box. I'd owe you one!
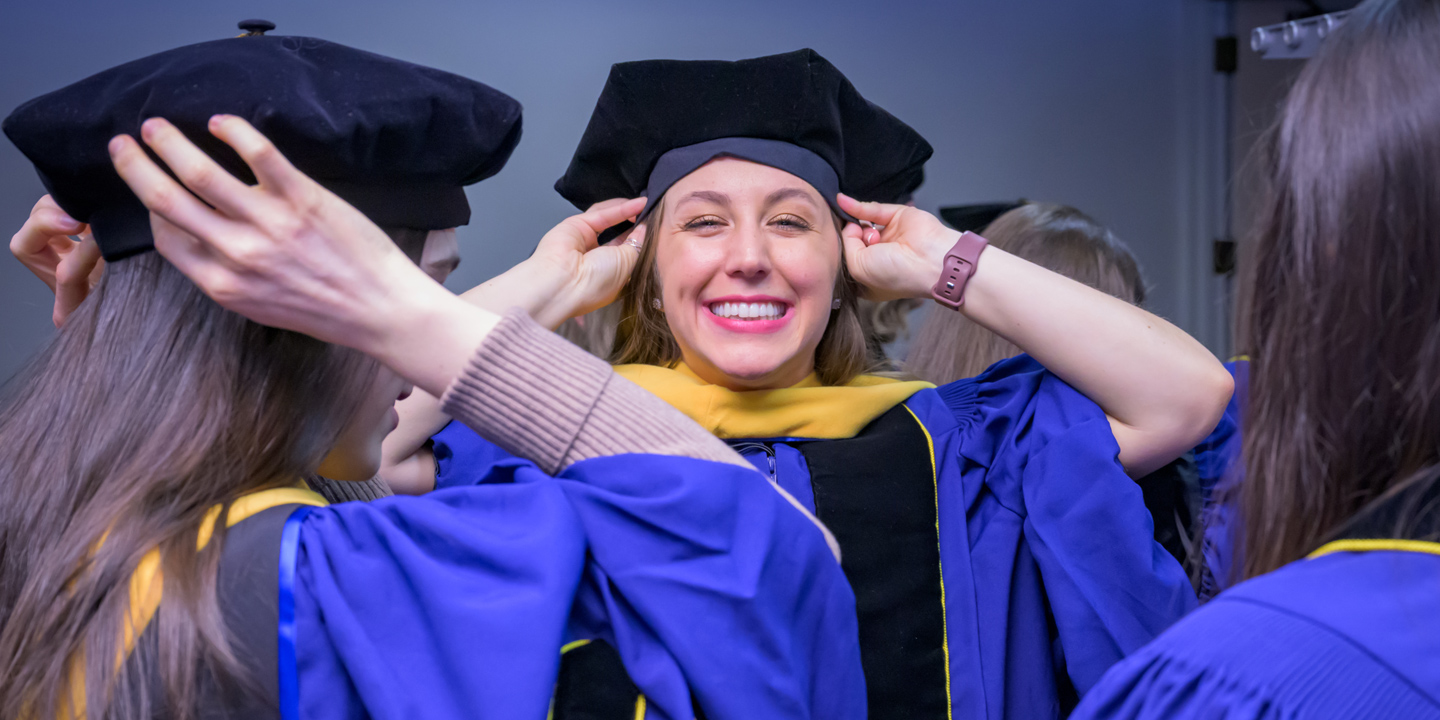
[0,25,863,720]
[907,201,1204,575]
[379,49,1233,719]
[1070,0,1440,716]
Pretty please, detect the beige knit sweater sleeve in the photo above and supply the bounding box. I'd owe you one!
[439,308,750,475]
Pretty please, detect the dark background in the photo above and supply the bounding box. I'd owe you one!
[0,0,1351,379]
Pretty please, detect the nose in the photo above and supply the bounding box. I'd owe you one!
[724,222,772,281]
[397,384,414,402]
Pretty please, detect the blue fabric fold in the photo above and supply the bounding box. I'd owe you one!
[909,354,1196,718]
[428,354,1193,719]
[1071,551,1440,719]
[1193,359,1249,596]
[290,453,862,719]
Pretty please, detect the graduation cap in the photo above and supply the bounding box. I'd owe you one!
[3,21,523,261]
[938,201,1028,234]
[554,49,932,224]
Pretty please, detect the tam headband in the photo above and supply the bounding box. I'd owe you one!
[639,137,852,222]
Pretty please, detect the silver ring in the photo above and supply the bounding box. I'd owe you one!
[624,236,643,251]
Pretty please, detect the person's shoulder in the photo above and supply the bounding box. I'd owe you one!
[929,353,1045,423]
[1180,550,1440,663]
[1075,552,1440,719]
[1226,549,1440,692]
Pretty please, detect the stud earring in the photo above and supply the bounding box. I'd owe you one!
[831,297,842,310]
[652,297,663,311]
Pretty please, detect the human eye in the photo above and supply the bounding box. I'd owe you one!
[681,215,727,233]
[771,213,815,232]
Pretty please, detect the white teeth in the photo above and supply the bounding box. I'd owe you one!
[710,301,785,320]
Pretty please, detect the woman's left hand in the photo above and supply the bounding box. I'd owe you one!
[10,195,105,327]
[837,193,958,301]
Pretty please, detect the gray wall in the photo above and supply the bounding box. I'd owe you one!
[1,0,1228,381]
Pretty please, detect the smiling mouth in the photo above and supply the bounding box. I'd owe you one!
[707,301,789,321]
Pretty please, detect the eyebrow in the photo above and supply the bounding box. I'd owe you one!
[764,187,821,209]
[675,190,731,210]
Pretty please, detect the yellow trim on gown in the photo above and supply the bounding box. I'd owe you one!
[64,486,328,719]
[613,363,933,439]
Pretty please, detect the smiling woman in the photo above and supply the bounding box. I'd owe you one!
[406,48,1231,720]
[613,160,868,388]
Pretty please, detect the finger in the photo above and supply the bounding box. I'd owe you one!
[574,197,648,237]
[77,231,106,287]
[53,233,103,327]
[841,229,867,270]
[149,211,226,293]
[139,117,276,222]
[110,134,242,242]
[837,193,903,227]
[607,222,647,250]
[11,203,83,256]
[558,197,647,251]
[207,114,318,203]
[586,198,633,213]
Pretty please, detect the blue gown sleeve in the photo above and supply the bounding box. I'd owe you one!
[430,419,525,490]
[292,461,586,720]
[951,356,1198,697]
[556,454,867,720]
[291,453,864,720]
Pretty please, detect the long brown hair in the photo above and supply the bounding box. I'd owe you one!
[905,203,1146,384]
[1237,0,1440,580]
[0,253,378,719]
[611,194,871,385]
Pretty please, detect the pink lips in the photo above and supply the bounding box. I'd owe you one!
[703,295,794,334]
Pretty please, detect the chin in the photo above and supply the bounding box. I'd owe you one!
[315,449,383,482]
[708,354,795,386]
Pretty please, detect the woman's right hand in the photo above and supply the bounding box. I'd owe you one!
[459,198,646,329]
[10,195,105,327]
[108,114,500,400]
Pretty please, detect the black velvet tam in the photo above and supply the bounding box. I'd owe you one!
[939,201,1027,233]
[554,49,932,214]
[4,31,522,261]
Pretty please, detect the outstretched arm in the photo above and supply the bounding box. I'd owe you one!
[106,116,838,554]
[378,201,648,493]
[838,194,1231,477]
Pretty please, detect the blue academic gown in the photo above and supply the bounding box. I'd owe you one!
[1192,359,1249,596]
[287,453,865,720]
[433,356,1195,718]
[1069,548,1440,719]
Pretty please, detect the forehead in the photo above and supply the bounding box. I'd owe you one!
[665,158,826,209]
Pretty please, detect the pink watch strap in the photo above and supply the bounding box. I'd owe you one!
[931,231,988,310]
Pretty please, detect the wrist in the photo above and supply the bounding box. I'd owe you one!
[904,227,961,298]
[461,259,566,319]
[928,231,988,309]
[513,259,582,329]
[373,279,500,398]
